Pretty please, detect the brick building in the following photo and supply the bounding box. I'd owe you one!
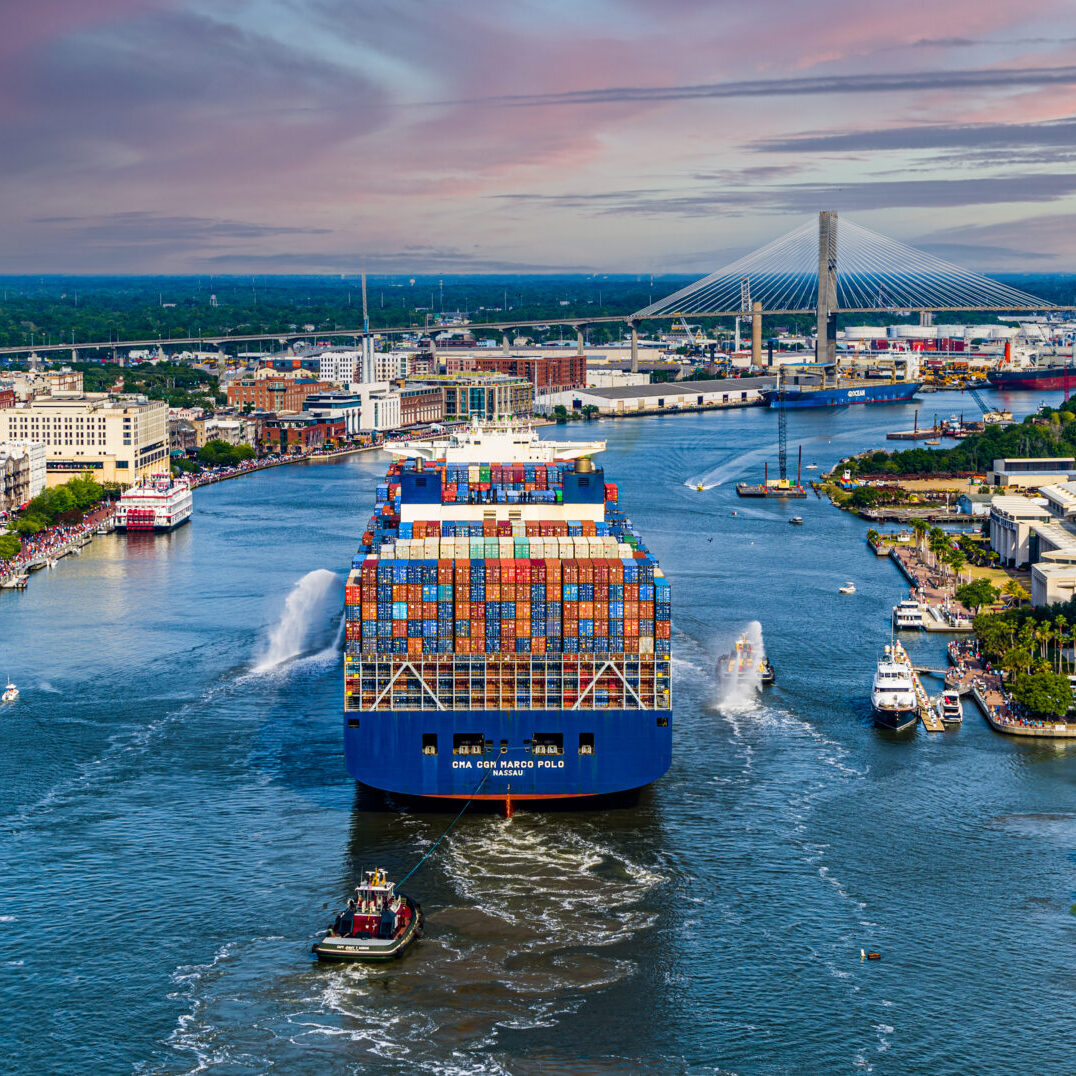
[0,388,15,409]
[226,377,332,412]
[444,354,585,393]
[397,384,444,428]
[262,414,345,453]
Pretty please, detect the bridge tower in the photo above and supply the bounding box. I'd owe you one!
[816,210,837,366]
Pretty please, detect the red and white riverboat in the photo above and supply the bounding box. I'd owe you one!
[115,475,193,532]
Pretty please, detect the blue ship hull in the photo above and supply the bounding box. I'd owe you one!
[345,708,672,800]
[762,383,922,408]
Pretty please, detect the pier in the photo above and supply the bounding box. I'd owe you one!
[889,545,973,632]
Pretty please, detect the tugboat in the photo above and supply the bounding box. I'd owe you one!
[312,868,422,963]
[2,682,17,703]
[719,633,773,686]
[759,658,776,686]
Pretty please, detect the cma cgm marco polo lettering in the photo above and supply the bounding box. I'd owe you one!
[343,419,672,807]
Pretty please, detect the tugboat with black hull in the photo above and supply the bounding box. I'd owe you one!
[871,642,919,732]
[312,868,422,963]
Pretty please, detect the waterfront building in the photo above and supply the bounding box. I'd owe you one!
[0,394,168,486]
[988,496,1051,567]
[0,442,47,511]
[396,384,444,428]
[421,373,532,420]
[302,392,364,436]
[586,369,651,389]
[226,377,333,412]
[357,385,402,432]
[262,414,345,453]
[316,350,362,385]
[955,492,994,516]
[987,457,1076,489]
[539,376,775,416]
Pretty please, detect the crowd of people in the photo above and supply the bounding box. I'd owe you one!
[0,503,114,583]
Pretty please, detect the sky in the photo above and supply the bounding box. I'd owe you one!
[3,0,1076,275]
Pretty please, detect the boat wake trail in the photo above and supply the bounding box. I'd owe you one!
[148,817,665,1075]
[687,443,778,490]
[251,569,342,673]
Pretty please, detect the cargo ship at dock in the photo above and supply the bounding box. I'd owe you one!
[343,419,672,808]
[760,381,922,408]
[986,364,1076,391]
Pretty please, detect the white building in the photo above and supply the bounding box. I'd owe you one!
[989,496,1050,567]
[0,394,169,487]
[538,376,775,416]
[317,350,362,386]
[357,385,401,432]
[586,369,650,389]
[0,441,47,510]
[987,457,1076,489]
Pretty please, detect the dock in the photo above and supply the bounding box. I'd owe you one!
[894,640,945,731]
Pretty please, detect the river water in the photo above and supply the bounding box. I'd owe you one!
[2,390,1074,1074]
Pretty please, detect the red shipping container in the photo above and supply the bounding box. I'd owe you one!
[624,637,639,653]
[456,638,471,655]
[392,621,407,638]
[345,621,362,641]
[625,584,639,600]
[422,602,437,619]
[605,483,618,501]
[345,585,361,605]
[578,561,594,585]
[656,621,671,639]
[533,636,547,654]
[530,558,546,582]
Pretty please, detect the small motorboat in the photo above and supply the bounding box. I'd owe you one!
[839,581,856,594]
[939,690,964,726]
[789,516,803,526]
[312,868,422,963]
[925,438,941,446]
[695,483,705,492]
[2,682,17,702]
[805,464,818,470]
[759,658,775,686]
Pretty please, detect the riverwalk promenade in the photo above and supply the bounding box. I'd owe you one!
[947,640,1076,739]
[890,544,974,632]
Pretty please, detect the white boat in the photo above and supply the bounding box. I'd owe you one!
[839,581,856,594]
[805,464,818,470]
[789,516,804,525]
[892,599,925,630]
[939,690,963,726]
[115,474,193,532]
[2,682,18,702]
[871,644,918,731]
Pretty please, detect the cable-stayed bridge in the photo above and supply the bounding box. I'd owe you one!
[1,212,1072,369]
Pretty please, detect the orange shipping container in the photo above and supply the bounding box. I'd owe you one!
[516,603,531,620]
[361,602,378,620]
[407,638,423,655]
[639,601,654,618]
[393,622,407,638]
[422,602,437,619]
[533,636,547,654]
[516,620,529,638]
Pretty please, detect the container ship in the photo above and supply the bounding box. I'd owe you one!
[343,419,672,809]
[114,474,192,531]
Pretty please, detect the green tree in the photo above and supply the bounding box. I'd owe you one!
[14,514,47,537]
[911,518,929,550]
[956,578,1000,613]
[0,534,21,561]
[1010,670,1073,718]
[1003,578,1031,606]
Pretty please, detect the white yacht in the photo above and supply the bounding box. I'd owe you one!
[871,644,918,731]
[839,581,856,594]
[892,599,925,630]
[2,682,18,702]
[939,690,963,726]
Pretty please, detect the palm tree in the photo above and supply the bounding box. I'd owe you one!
[1055,614,1069,674]
[911,518,929,552]
[1003,578,1030,606]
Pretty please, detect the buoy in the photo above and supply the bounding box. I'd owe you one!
[868,952,881,960]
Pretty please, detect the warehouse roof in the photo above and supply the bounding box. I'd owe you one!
[573,376,777,401]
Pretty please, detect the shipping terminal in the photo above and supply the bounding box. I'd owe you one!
[343,419,672,809]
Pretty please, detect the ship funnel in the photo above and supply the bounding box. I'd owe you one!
[574,456,595,473]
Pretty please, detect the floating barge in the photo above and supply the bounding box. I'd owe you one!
[736,449,807,499]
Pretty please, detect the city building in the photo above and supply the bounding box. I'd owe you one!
[357,386,401,432]
[316,350,362,385]
[988,495,1051,567]
[0,387,15,409]
[423,373,532,420]
[585,369,651,389]
[955,491,994,516]
[397,384,444,427]
[987,457,1076,488]
[0,394,169,486]
[262,414,344,453]
[0,442,47,512]
[226,377,332,412]
[303,392,364,436]
[444,354,586,393]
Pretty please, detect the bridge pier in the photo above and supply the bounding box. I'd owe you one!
[816,210,838,365]
[576,327,585,356]
[751,301,762,368]
[502,333,511,355]
[629,322,639,374]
